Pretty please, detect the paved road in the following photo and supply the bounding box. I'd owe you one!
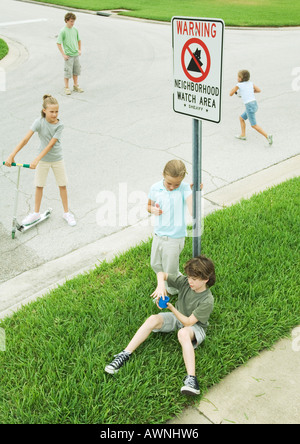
[0,0,299,282]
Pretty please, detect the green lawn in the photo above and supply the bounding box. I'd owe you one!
[0,38,9,60]
[31,0,300,26]
[0,177,299,424]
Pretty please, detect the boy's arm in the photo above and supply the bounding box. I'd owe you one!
[5,130,34,166]
[57,43,69,60]
[30,137,58,169]
[78,40,81,55]
[229,85,239,96]
[167,303,198,327]
[253,84,261,93]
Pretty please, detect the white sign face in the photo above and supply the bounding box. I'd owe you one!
[172,17,224,123]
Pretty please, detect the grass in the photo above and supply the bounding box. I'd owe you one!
[31,0,300,26]
[0,38,9,60]
[0,176,299,424]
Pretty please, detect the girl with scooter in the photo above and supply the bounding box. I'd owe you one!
[4,94,76,227]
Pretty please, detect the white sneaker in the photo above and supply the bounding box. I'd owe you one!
[235,135,247,140]
[22,212,40,226]
[63,212,76,226]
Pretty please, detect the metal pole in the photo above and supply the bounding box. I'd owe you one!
[192,118,202,257]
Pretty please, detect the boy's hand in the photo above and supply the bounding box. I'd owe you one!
[63,54,69,60]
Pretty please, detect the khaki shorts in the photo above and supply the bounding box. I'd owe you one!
[64,56,81,79]
[35,160,68,187]
[150,234,185,294]
[153,312,206,349]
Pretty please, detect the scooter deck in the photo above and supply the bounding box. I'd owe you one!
[18,208,52,232]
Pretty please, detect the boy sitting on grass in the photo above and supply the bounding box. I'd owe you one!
[105,255,215,396]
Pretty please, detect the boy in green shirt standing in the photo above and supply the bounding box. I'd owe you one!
[57,13,84,95]
[105,255,215,396]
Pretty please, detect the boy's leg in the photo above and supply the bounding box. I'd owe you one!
[105,314,163,374]
[125,314,164,353]
[177,327,196,376]
[178,325,205,395]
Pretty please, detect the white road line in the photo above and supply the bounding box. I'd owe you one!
[0,19,48,27]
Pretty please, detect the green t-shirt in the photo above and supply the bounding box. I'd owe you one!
[57,26,80,57]
[167,274,214,331]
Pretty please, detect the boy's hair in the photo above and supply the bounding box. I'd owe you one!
[238,70,250,82]
[163,159,187,178]
[64,12,76,22]
[184,255,216,287]
[41,94,59,118]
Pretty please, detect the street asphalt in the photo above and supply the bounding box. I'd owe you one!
[0,0,299,424]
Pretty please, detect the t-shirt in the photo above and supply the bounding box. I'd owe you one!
[167,274,214,331]
[57,26,80,57]
[148,179,192,238]
[237,81,255,104]
[30,117,64,162]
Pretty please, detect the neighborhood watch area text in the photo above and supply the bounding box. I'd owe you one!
[175,79,220,107]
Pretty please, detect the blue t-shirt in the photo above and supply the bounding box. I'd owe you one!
[148,179,192,238]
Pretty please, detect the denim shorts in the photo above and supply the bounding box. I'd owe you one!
[241,100,258,126]
[152,312,206,349]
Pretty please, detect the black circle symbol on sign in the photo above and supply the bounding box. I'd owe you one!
[181,38,211,83]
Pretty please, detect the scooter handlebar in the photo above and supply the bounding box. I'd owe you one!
[3,161,30,168]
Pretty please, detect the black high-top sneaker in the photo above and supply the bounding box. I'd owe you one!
[105,351,131,374]
[181,375,200,395]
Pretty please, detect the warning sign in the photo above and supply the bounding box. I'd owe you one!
[172,17,224,122]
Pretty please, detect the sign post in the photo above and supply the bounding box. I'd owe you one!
[172,16,224,256]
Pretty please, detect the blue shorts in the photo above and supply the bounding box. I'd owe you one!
[241,100,258,126]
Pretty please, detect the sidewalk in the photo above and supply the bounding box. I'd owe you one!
[1,155,299,424]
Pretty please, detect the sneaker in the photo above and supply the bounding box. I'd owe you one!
[22,212,40,226]
[64,87,71,95]
[63,212,76,226]
[73,85,84,93]
[235,135,247,140]
[181,375,200,396]
[105,351,131,374]
[267,134,273,145]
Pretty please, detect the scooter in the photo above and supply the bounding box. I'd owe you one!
[2,161,52,239]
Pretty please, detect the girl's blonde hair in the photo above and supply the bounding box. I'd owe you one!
[41,94,58,118]
[238,70,250,82]
[163,159,187,178]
